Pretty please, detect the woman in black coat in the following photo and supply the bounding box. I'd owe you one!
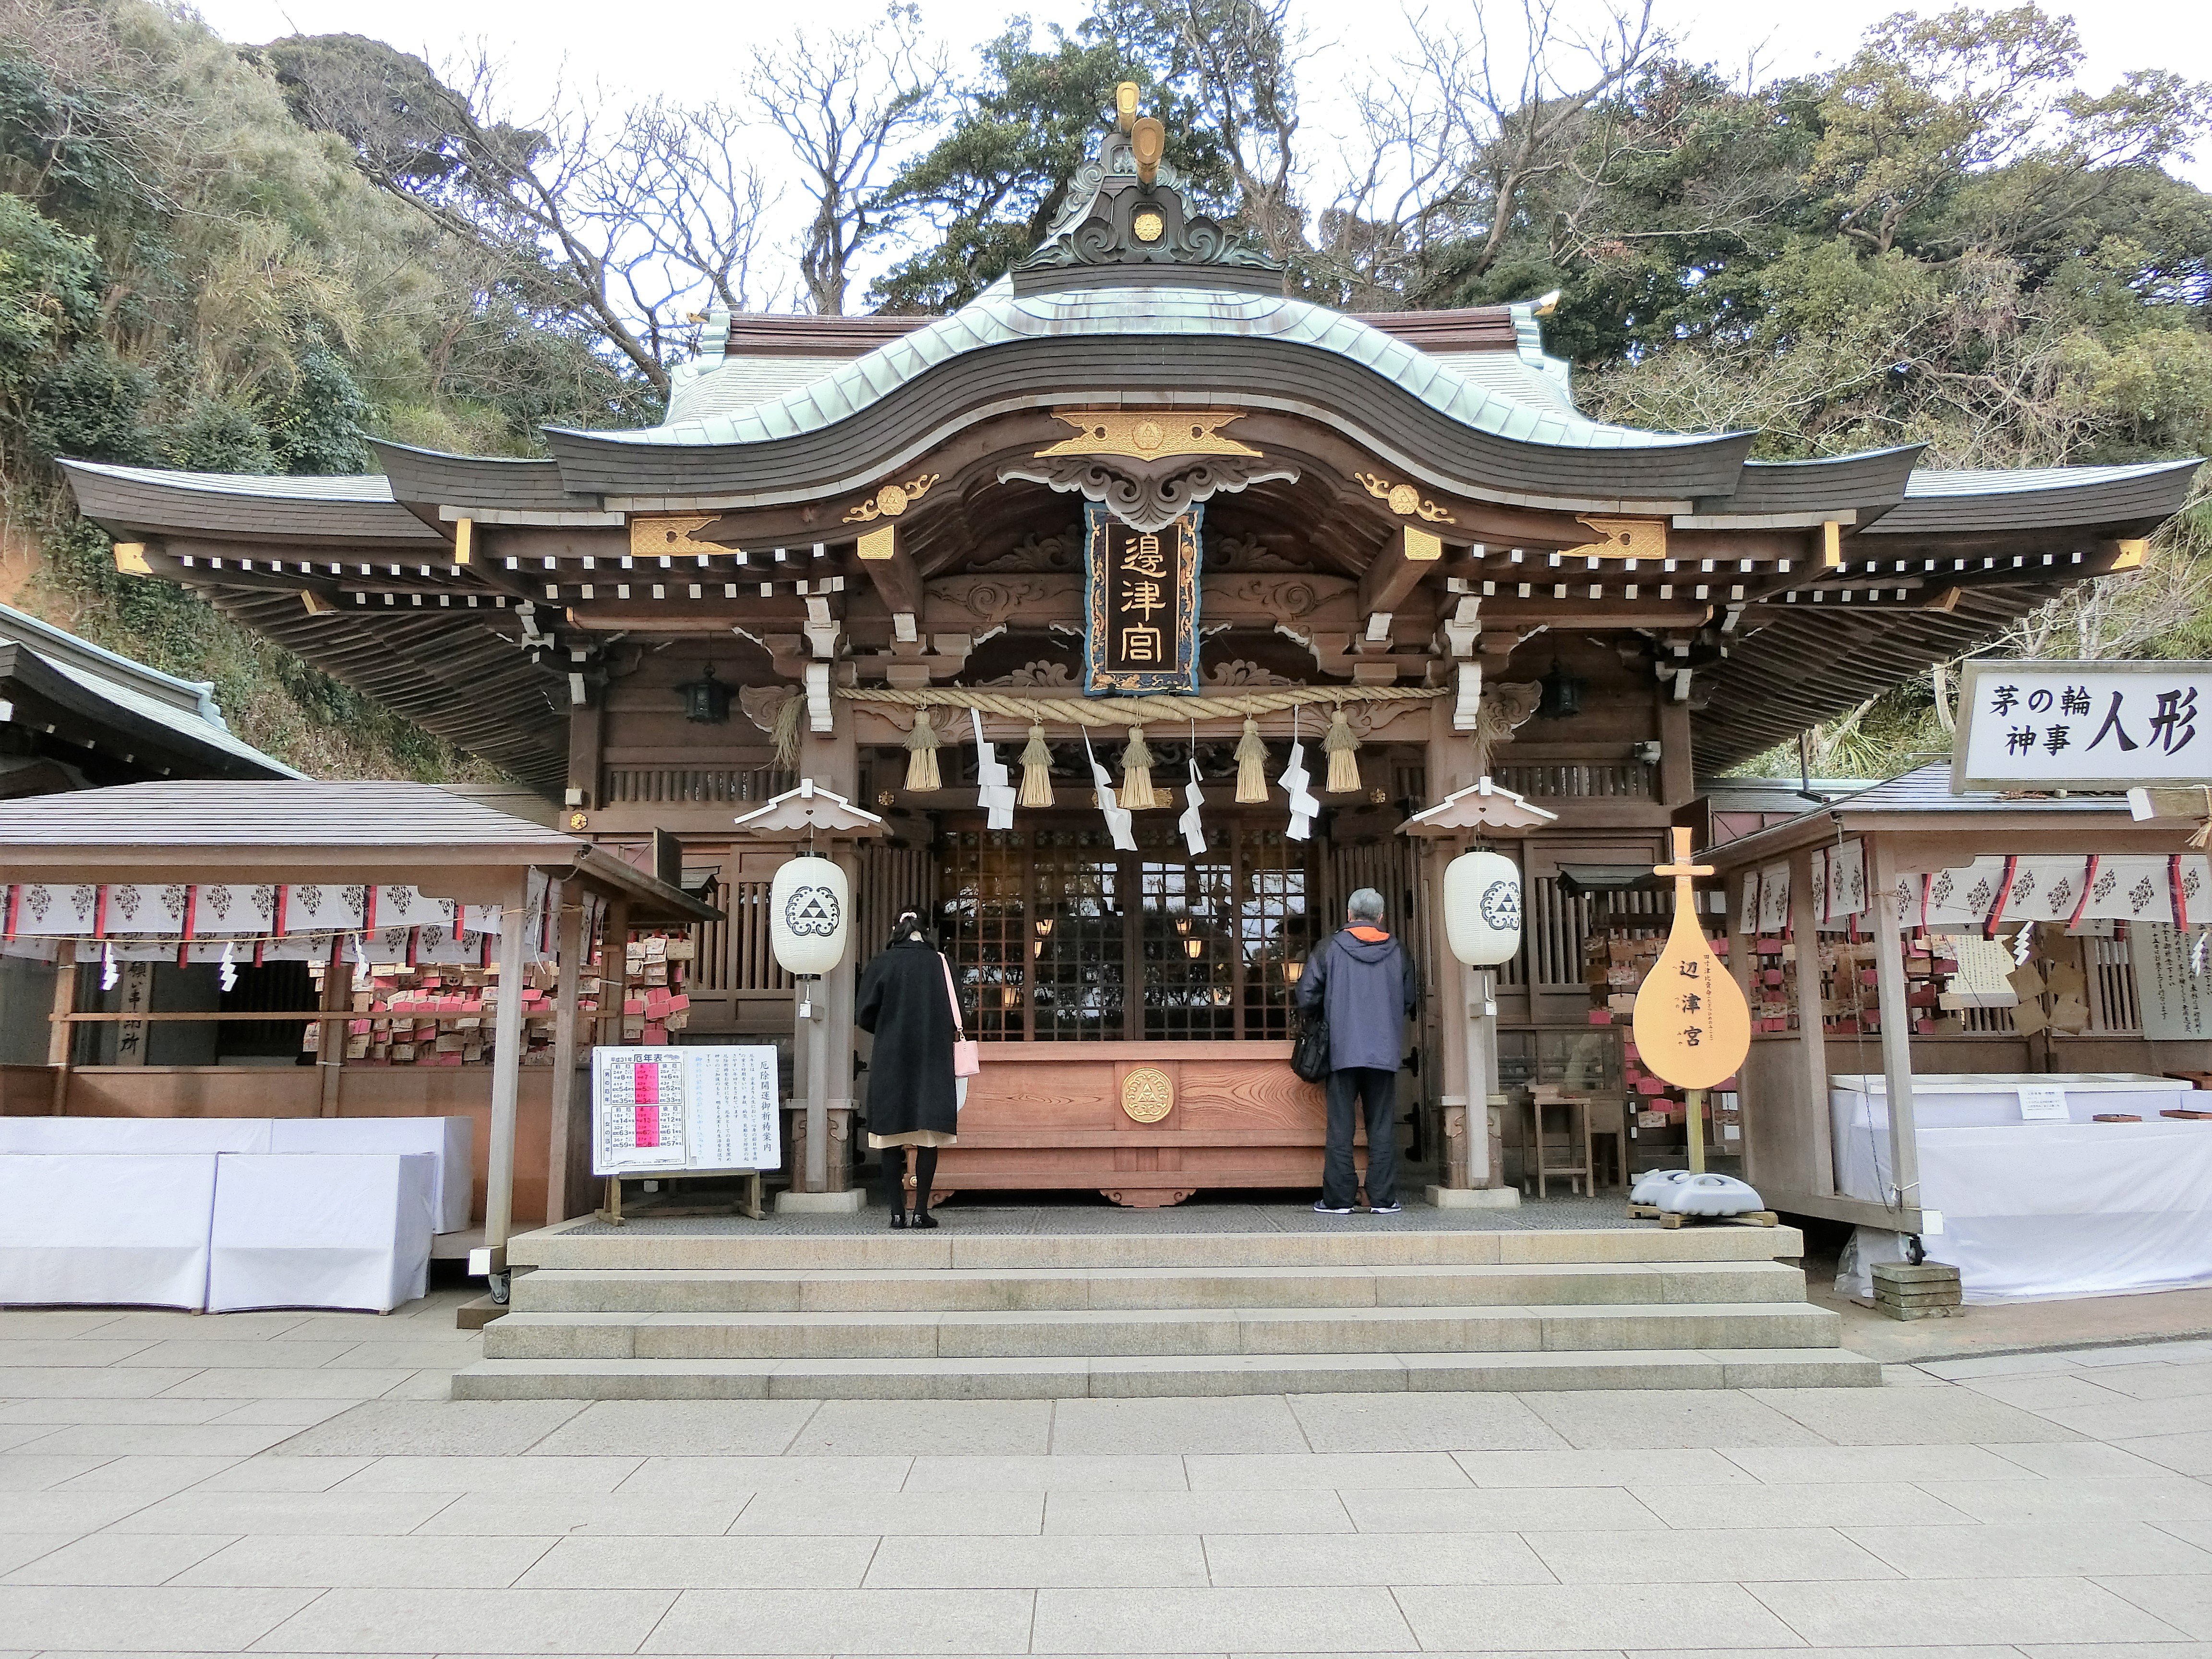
[855,908,960,1228]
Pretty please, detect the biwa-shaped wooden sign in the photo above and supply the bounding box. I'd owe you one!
[1631,829,1752,1170]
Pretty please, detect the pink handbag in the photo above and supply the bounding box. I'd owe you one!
[940,955,981,1078]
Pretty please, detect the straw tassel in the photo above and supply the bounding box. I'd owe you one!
[1234,717,1268,803]
[904,709,941,792]
[1118,724,1158,810]
[769,692,804,769]
[1018,723,1056,808]
[1323,707,1362,794]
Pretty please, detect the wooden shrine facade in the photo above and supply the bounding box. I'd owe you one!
[60,96,2200,1201]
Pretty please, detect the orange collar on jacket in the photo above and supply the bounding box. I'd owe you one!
[1345,926,1391,943]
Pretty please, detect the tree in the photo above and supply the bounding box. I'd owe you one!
[866,7,1233,314]
[747,5,947,316]
[261,34,773,392]
[1316,0,1662,309]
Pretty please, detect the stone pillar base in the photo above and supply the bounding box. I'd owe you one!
[775,1188,866,1215]
[1426,1184,1523,1210]
[783,1104,854,1193]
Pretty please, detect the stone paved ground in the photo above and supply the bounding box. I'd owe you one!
[3,1289,2212,1655]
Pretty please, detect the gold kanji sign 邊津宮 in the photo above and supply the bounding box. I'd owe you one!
[1082,505,1202,695]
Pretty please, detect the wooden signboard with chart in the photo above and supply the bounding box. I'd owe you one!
[1631,829,1753,1172]
[591,1046,781,1221]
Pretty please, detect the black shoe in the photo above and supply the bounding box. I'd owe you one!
[1313,1200,1354,1214]
[911,1208,939,1229]
[1368,1201,1403,1215]
[889,1208,908,1230]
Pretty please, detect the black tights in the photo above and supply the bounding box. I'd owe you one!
[878,1144,938,1213]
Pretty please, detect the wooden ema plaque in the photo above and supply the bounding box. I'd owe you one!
[1630,828,1752,1171]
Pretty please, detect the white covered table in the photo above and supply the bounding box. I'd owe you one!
[0,1153,218,1309]
[1832,1073,2212,1301]
[0,1118,273,1154]
[207,1153,436,1314]
[267,1118,473,1234]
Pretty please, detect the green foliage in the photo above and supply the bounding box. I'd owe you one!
[868,8,1236,313]
[25,340,152,461]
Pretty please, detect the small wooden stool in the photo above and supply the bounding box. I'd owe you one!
[1522,1088,1594,1198]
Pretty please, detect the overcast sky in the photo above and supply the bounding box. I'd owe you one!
[189,0,2212,309]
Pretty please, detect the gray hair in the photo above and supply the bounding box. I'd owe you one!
[1346,887,1385,924]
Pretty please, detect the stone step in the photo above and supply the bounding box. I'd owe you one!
[482,1301,1841,1361]
[511,1259,1809,1315]
[510,1221,1804,1274]
[452,1346,1880,1401]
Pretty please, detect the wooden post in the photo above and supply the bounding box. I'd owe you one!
[317,936,349,1118]
[1656,693,1695,808]
[483,873,531,1260]
[1784,843,1837,1198]
[596,896,630,1050]
[1867,835,1922,1222]
[821,842,862,1193]
[545,879,586,1224]
[801,975,829,1194]
[46,940,74,1116]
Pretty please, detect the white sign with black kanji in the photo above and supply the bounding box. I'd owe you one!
[1955,660,2212,791]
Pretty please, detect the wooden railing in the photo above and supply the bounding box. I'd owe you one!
[1494,760,1654,799]
[599,765,794,806]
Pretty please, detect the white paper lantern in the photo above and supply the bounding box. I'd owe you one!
[769,855,848,977]
[1443,850,1522,966]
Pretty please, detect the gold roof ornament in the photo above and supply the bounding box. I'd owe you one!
[1035,410,1261,461]
[1115,81,1139,132]
[1131,116,1165,188]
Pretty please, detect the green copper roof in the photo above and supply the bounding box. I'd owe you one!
[609,281,1721,455]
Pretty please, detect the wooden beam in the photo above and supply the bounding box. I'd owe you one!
[483,872,531,1263]
[1357,527,1440,625]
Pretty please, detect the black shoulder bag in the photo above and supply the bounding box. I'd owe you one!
[1290,941,1333,1082]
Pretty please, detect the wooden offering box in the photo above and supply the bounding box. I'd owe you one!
[934,1042,1343,1207]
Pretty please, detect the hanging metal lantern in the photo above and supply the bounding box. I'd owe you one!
[1443,849,1523,966]
[1537,656,1584,720]
[768,854,848,977]
[676,664,732,724]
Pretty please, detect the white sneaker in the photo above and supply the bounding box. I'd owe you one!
[1312,1200,1353,1215]
[1368,1202,1403,1215]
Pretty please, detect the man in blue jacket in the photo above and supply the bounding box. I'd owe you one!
[1297,886,1419,1214]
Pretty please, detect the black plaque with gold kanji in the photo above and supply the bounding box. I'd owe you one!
[1081,505,1202,696]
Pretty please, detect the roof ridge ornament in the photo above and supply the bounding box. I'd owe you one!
[1013,85,1282,296]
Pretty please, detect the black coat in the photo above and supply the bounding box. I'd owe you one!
[855,936,960,1138]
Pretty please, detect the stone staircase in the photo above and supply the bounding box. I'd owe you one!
[451,1216,1878,1399]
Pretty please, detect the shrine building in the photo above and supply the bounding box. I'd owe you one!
[58,98,2200,1220]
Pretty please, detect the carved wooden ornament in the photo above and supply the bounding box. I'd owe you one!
[1629,829,1751,1090]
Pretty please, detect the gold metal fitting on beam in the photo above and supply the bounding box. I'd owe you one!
[1116,82,1139,132]
[629,512,721,557]
[1353,472,1456,524]
[112,541,151,576]
[1562,516,1666,561]
[842,474,940,524]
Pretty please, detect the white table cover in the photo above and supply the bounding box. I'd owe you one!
[267,1118,473,1234]
[1837,1117,2212,1302]
[0,1118,273,1154]
[207,1153,436,1314]
[0,1153,218,1309]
